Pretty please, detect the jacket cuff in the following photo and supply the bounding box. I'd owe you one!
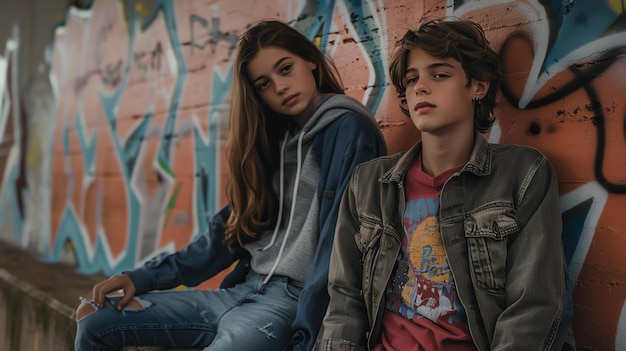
[123,266,153,295]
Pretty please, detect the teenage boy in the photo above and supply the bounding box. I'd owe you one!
[315,18,575,351]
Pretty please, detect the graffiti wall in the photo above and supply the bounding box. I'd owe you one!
[0,0,624,349]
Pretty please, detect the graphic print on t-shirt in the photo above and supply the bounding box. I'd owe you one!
[387,197,463,323]
[410,215,454,319]
[383,159,474,348]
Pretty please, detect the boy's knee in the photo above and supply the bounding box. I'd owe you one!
[75,302,97,321]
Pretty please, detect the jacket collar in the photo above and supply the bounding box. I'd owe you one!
[464,131,491,176]
[380,131,492,184]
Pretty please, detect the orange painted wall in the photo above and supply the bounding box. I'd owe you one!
[0,0,624,349]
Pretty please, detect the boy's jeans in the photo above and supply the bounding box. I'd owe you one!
[75,270,303,351]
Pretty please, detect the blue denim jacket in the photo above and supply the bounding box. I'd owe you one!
[125,111,387,351]
[317,134,575,351]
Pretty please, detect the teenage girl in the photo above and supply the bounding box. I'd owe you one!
[74,19,386,351]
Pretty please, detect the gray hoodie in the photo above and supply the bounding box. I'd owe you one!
[245,93,376,283]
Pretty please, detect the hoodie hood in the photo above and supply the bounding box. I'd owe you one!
[299,93,377,142]
[277,93,378,161]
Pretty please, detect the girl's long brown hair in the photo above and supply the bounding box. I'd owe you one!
[224,20,344,251]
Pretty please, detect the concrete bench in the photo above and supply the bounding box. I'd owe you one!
[0,240,201,351]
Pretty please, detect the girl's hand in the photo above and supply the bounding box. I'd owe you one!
[92,273,137,310]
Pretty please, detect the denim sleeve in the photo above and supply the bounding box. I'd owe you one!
[290,113,386,351]
[491,156,570,350]
[316,162,371,346]
[125,205,238,295]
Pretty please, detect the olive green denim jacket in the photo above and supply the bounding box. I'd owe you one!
[316,134,575,351]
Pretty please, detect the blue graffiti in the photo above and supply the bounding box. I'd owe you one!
[544,0,620,72]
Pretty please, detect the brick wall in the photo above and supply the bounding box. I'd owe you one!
[1,0,625,349]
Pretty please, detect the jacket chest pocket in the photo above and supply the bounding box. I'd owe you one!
[464,205,519,295]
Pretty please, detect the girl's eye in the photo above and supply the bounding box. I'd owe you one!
[280,64,293,74]
[405,76,418,86]
[256,81,270,91]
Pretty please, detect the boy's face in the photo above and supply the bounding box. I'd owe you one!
[403,48,488,135]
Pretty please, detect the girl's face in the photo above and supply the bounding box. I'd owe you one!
[247,46,319,127]
[403,48,488,136]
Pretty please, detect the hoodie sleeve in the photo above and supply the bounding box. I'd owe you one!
[124,205,239,295]
[291,111,387,351]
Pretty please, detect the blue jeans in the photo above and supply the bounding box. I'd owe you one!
[75,271,303,351]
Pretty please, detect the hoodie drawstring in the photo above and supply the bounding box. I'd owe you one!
[260,131,288,251]
[261,130,305,287]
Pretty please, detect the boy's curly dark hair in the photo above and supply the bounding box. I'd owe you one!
[389,18,502,133]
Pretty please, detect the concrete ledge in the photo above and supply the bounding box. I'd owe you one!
[0,268,76,351]
[0,240,200,350]
[0,268,197,351]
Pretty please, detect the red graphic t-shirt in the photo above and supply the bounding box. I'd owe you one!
[378,155,476,351]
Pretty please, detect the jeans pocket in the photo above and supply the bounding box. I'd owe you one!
[284,281,304,300]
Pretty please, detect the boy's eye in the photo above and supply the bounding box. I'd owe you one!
[433,73,449,79]
[405,76,418,86]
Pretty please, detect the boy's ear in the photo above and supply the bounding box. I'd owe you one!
[473,80,490,99]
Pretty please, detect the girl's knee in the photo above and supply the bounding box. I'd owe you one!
[75,302,97,321]
[125,298,143,310]
[76,297,146,321]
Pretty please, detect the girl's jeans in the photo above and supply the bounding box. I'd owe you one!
[75,270,303,351]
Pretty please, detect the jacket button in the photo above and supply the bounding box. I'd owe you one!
[492,222,500,235]
[384,241,393,249]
